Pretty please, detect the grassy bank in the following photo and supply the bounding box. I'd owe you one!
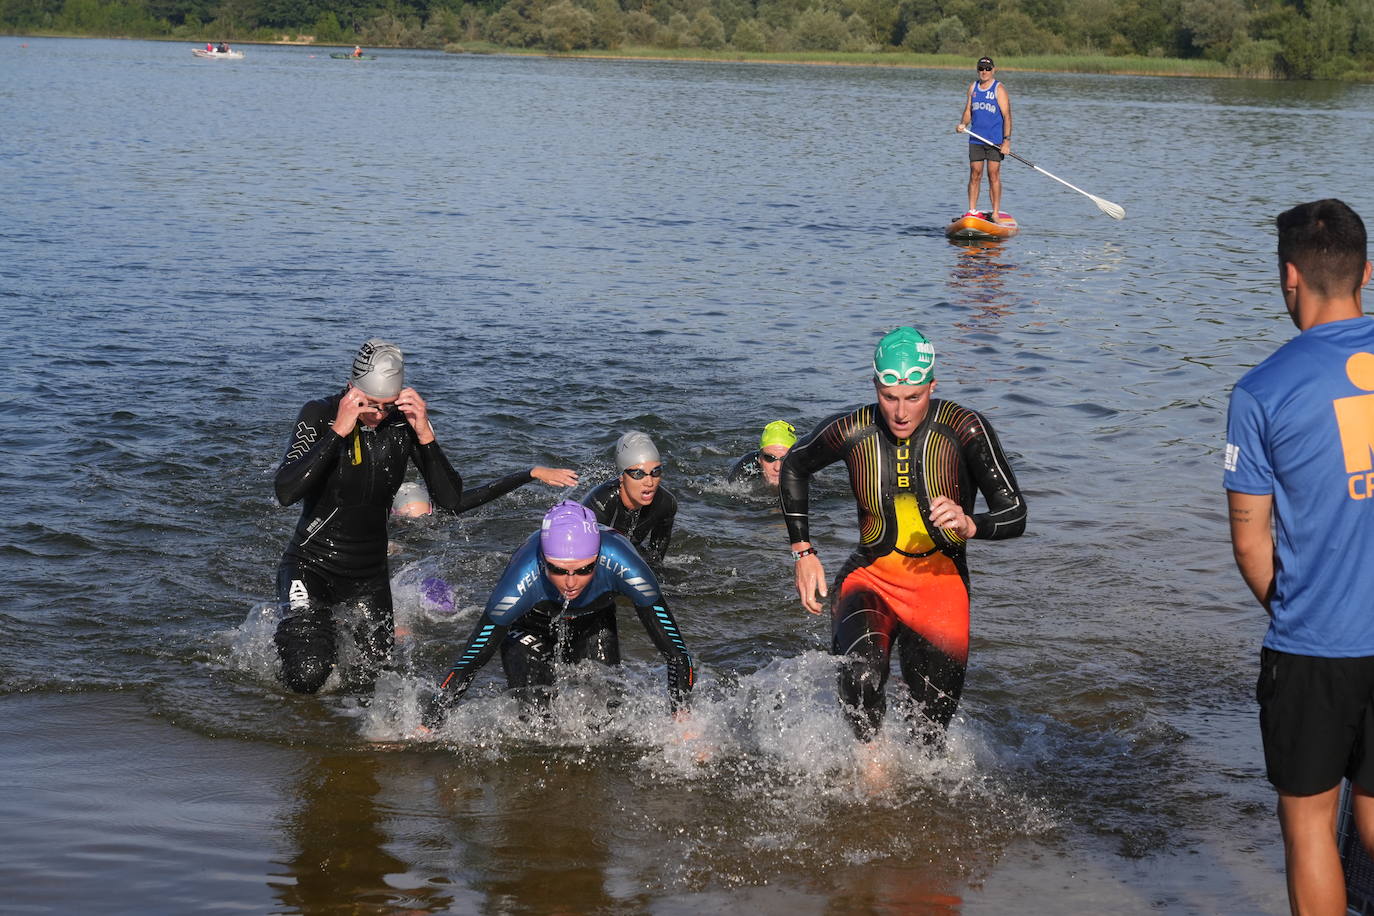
[443,43,1235,78]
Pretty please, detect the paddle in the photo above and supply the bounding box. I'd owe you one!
[962,128,1126,220]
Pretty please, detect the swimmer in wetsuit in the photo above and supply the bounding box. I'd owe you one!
[582,431,676,567]
[274,339,464,694]
[422,501,694,728]
[782,326,1026,739]
[728,420,797,487]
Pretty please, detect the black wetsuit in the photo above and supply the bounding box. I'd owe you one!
[424,530,694,725]
[728,451,763,483]
[274,390,462,694]
[780,399,1026,738]
[581,479,677,567]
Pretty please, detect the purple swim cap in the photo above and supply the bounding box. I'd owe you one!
[540,501,601,562]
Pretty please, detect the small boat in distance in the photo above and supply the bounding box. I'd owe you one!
[192,47,245,59]
[946,211,1019,241]
[330,52,378,60]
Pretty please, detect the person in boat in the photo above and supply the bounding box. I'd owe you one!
[217,42,229,53]
[206,42,214,52]
[728,420,797,488]
[273,339,465,695]
[353,45,364,58]
[956,57,1013,225]
[1225,199,1374,913]
[781,326,1027,741]
[421,501,695,728]
[582,431,676,569]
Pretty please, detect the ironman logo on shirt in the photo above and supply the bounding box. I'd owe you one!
[1336,352,1374,499]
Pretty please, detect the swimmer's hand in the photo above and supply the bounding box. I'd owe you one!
[792,542,827,615]
[531,466,579,487]
[420,693,450,731]
[393,387,434,444]
[928,496,976,539]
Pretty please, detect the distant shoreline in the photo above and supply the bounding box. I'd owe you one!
[6,32,1264,79]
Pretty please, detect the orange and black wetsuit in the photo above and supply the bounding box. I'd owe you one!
[780,399,1026,738]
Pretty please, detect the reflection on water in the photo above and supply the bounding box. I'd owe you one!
[947,237,1020,322]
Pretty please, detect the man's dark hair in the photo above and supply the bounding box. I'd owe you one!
[1276,198,1368,297]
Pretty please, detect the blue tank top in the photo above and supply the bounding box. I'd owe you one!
[968,80,1004,145]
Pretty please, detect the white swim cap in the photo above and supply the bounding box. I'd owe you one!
[391,481,432,516]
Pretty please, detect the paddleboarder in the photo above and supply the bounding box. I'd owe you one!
[273,339,463,695]
[421,501,695,728]
[956,56,1013,224]
[1225,198,1374,914]
[781,326,1027,740]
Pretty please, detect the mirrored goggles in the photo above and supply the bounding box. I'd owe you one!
[622,466,663,480]
[546,560,597,576]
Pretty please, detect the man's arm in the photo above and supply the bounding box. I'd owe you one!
[275,399,343,507]
[997,83,1012,150]
[957,84,973,131]
[780,412,849,614]
[1228,490,1275,613]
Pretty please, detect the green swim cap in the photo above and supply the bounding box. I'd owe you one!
[759,421,797,450]
[872,327,935,386]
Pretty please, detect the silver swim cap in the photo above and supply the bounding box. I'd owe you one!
[615,431,661,471]
[351,338,404,399]
[392,481,432,516]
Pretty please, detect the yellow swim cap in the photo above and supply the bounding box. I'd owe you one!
[759,420,797,450]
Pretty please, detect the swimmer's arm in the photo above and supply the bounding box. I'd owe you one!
[964,413,1027,540]
[779,413,848,545]
[644,493,676,566]
[456,467,580,514]
[412,439,463,511]
[424,615,509,728]
[727,452,759,483]
[275,399,344,506]
[633,602,695,712]
[1228,490,1275,615]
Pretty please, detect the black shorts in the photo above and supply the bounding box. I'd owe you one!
[1257,647,1374,795]
[968,144,1004,162]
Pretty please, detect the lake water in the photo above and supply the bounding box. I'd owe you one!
[4,36,1374,914]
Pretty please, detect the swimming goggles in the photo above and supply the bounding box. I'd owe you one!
[546,560,597,576]
[622,466,663,480]
[759,453,783,463]
[874,368,933,386]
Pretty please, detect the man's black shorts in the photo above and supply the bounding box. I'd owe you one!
[968,144,1004,162]
[1257,647,1374,795]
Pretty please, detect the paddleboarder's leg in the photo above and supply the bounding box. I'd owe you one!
[832,576,898,741]
[967,158,985,215]
[987,158,1004,223]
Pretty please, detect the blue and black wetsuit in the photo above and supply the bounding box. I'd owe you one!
[582,479,677,567]
[274,390,463,693]
[425,529,694,724]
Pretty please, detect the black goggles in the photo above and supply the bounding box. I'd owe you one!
[759,453,783,463]
[546,560,597,576]
[622,466,663,480]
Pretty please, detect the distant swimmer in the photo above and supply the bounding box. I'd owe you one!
[273,338,463,695]
[1225,199,1374,913]
[781,327,1027,740]
[421,501,695,728]
[728,420,797,487]
[582,431,676,568]
[956,56,1013,223]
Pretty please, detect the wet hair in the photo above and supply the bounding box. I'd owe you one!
[1276,198,1368,297]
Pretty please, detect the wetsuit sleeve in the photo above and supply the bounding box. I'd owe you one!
[274,399,344,507]
[633,602,695,712]
[643,490,677,566]
[963,411,1027,540]
[412,438,463,512]
[779,412,850,544]
[423,614,508,727]
[581,480,617,526]
[456,469,534,514]
[727,452,760,483]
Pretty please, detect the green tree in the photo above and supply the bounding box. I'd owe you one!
[791,5,846,48]
[730,15,767,48]
[1179,0,1246,59]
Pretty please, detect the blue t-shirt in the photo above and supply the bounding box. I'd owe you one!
[1224,316,1374,656]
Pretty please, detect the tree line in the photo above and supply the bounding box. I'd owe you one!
[4,0,1373,78]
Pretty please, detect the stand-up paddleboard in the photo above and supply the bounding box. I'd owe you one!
[947,211,1018,240]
